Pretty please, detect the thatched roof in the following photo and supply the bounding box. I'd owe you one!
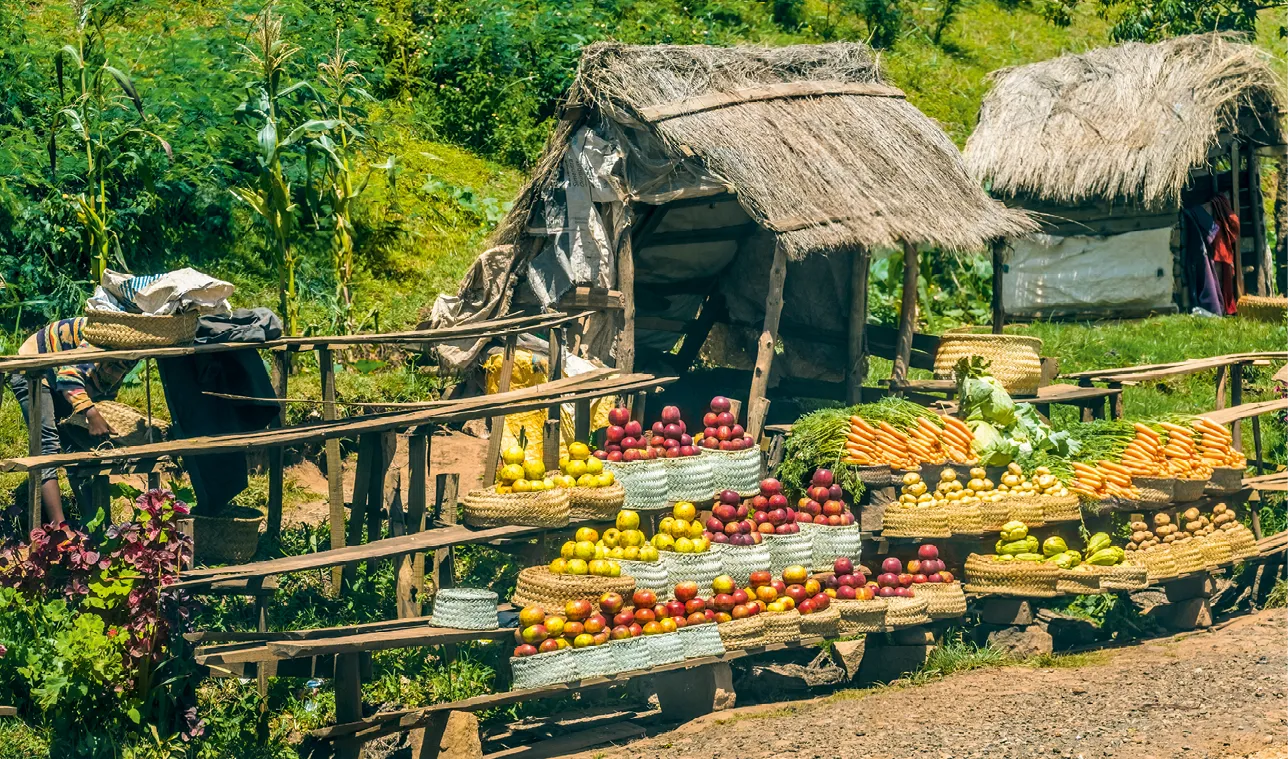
[495,42,1034,257]
[965,34,1286,209]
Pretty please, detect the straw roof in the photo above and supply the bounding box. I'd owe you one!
[965,34,1286,209]
[495,42,1034,258]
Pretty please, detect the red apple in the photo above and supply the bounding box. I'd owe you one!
[661,406,682,424]
[918,544,940,560]
[513,643,538,657]
[811,469,835,487]
[927,573,943,583]
[610,625,632,640]
[732,588,750,605]
[674,582,699,603]
[632,589,656,608]
[785,585,808,604]
[687,611,708,626]
[599,592,624,615]
[940,570,955,583]
[607,406,630,426]
[798,599,816,614]
[665,600,686,618]
[613,610,635,627]
[710,396,732,413]
[912,574,928,584]
[881,557,903,574]
[833,557,854,576]
[624,420,643,438]
[897,573,914,588]
[633,608,656,625]
[538,638,560,653]
[684,598,706,615]
[811,593,830,610]
[836,585,857,600]
[877,572,899,587]
[878,586,896,597]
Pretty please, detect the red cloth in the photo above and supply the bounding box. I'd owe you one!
[1209,194,1240,315]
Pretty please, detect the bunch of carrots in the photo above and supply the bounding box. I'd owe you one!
[1070,460,1141,500]
[1193,416,1246,469]
[1070,418,1245,500]
[842,415,976,467]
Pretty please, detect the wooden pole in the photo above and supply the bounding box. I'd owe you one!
[1231,141,1244,299]
[890,241,920,387]
[991,239,1006,333]
[846,248,870,404]
[1249,151,1271,296]
[482,334,519,486]
[616,231,636,373]
[747,241,788,441]
[26,371,42,530]
[433,472,459,594]
[319,346,346,592]
[266,350,289,542]
[334,652,363,759]
[1230,362,1243,451]
[398,433,428,619]
[544,328,564,472]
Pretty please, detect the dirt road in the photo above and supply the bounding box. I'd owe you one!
[573,608,1287,759]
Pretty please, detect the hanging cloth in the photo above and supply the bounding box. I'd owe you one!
[1181,205,1225,315]
[1208,194,1240,315]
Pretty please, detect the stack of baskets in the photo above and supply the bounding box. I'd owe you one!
[834,597,887,634]
[1127,544,1178,583]
[1085,563,1148,591]
[978,499,1013,532]
[1171,477,1209,503]
[510,648,577,690]
[1055,567,1103,595]
[963,554,1060,597]
[1169,540,1206,575]
[677,622,726,659]
[429,588,500,630]
[799,605,841,637]
[567,482,626,521]
[571,645,619,679]
[1003,496,1045,527]
[661,551,723,595]
[1221,523,1259,561]
[711,542,771,586]
[885,595,932,627]
[512,566,635,609]
[1193,532,1233,570]
[945,502,986,536]
[761,609,802,644]
[644,632,686,666]
[608,635,653,673]
[660,455,716,503]
[916,582,967,618]
[717,616,767,650]
[799,523,861,572]
[617,559,670,600]
[932,333,1043,395]
[604,459,669,511]
[881,505,952,538]
[462,487,571,528]
[761,532,813,576]
[854,466,893,488]
[1206,467,1245,495]
[1039,494,1082,523]
[701,447,764,496]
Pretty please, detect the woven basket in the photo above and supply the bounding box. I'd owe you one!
[711,542,771,586]
[979,499,1012,531]
[1040,495,1082,523]
[1131,476,1175,505]
[1206,467,1245,495]
[1170,539,1207,574]
[1194,533,1233,569]
[886,595,932,627]
[762,609,802,644]
[570,644,619,679]
[604,460,669,511]
[644,631,686,666]
[617,559,670,600]
[834,597,887,634]
[700,447,763,496]
[799,523,862,572]
[760,531,814,576]
[1055,568,1103,596]
[1128,545,1178,583]
[855,465,894,488]
[430,588,500,630]
[1172,478,1208,503]
[677,622,726,659]
[83,308,198,349]
[462,487,570,528]
[660,455,716,502]
[1085,563,1148,591]
[917,582,968,617]
[608,635,653,673]
[718,616,767,650]
[567,482,626,521]
[799,604,840,638]
[933,333,1043,395]
[1237,294,1288,322]
[661,551,723,593]
[510,649,577,690]
[963,554,1060,597]
[1222,523,1259,560]
[512,566,635,610]
[192,513,262,564]
[881,505,951,538]
[945,501,986,535]
[1002,496,1045,527]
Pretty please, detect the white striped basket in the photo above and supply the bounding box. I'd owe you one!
[510,648,577,690]
[660,455,716,502]
[644,631,686,666]
[700,447,763,496]
[618,559,671,600]
[661,550,723,592]
[760,531,814,576]
[429,588,500,630]
[608,635,653,673]
[677,622,726,658]
[570,644,619,679]
[711,542,771,586]
[799,523,862,573]
[603,459,669,511]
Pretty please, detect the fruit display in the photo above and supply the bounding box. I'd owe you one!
[592,510,661,562]
[995,463,1070,497]
[904,467,1004,507]
[709,573,764,622]
[992,521,1042,561]
[512,598,615,657]
[820,556,874,600]
[704,487,763,546]
[615,587,719,635]
[751,477,802,534]
[596,405,658,462]
[551,527,625,576]
[496,445,559,493]
[646,405,700,458]
[557,442,616,488]
[843,413,976,467]
[795,469,857,526]
[653,501,712,554]
[697,396,756,451]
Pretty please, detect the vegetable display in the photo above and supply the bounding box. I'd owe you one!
[955,358,1078,467]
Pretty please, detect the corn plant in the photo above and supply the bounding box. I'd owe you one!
[48,0,171,284]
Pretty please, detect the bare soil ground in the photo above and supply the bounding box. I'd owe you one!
[572,609,1288,759]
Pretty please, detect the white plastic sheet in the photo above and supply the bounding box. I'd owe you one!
[1004,229,1174,314]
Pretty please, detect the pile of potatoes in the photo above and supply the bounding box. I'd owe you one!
[1126,504,1239,552]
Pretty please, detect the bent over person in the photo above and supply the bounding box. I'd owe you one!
[7,317,137,525]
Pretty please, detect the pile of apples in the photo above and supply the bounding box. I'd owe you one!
[496,446,558,493]
[752,477,802,535]
[595,510,660,562]
[647,405,701,458]
[512,598,613,657]
[741,565,831,613]
[697,396,755,451]
[795,469,856,526]
[551,527,624,576]
[615,587,716,635]
[652,501,712,553]
[704,487,763,546]
[873,545,954,597]
[557,442,616,488]
[820,557,874,600]
[596,406,657,462]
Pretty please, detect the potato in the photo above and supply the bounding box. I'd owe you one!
[1154,512,1172,526]
[1212,503,1228,515]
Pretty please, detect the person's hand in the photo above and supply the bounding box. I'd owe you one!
[85,406,112,437]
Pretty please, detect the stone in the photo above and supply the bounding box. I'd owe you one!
[655,661,736,718]
[890,626,935,645]
[1128,588,1169,616]
[858,643,934,684]
[831,638,867,680]
[979,598,1034,626]
[987,625,1053,659]
[1157,598,1213,631]
[860,499,889,532]
[1163,573,1213,603]
[410,710,482,759]
[1034,609,1100,650]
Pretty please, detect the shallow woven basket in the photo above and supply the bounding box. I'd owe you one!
[1055,568,1102,596]
[1171,478,1209,504]
[567,482,626,521]
[718,616,767,650]
[1002,495,1045,527]
[978,499,1012,531]
[1131,476,1175,505]
[192,513,262,564]
[932,333,1043,395]
[570,644,619,679]
[711,542,771,586]
[677,622,726,659]
[760,531,814,576]
[799,605,840,638]
[644,631,686,666]
[834,597,888,634]
[510,649,577,690]
[608,635,653,673]
[660,455,716,502]
[430,588,500,630]
[1085,563,1148,591]
[700,447,763,496]
[603,460,669,511]
[881,505,951,538]
[1222,524,1259,560]
[963,554,1060,597]
[800,523,862,572]
[83,307,198,349]
[917,582,968,617]
[1127,545,1178,583]
[1195,533,1233,569]
[945,502,986,535]
[1169,540,1206,575]
[462,487,570,528]
[855,465,894,487]
[511,566,635,610]
[1206,467,1245,495]
[762,609,802,644]
[1040,494,1082,523]
[617,559,670,600]
[661,551,723,592]
[885,595,932,627]
[1237,294,1288,322]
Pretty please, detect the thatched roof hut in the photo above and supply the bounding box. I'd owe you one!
[435,42,1033,433]
[964,34,1285,318]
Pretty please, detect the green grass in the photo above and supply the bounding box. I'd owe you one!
[1267,578,1288,609]
[1021,650,1112,668]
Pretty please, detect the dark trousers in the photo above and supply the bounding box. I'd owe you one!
[6,373,60,483]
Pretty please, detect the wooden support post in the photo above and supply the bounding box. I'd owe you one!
[25,371,42,530]
[1214,366,1228,411]
[847,248,870,404]
[343,435,377,588]
[1077,378,1095,423]
[482,334,518,487]
[675,292,723,372]
[266,351,289,542]
[252,576,270,704]
[616,230,636,373]
[1253,415,1265,476]
[92,475,110,517]
[433,473,460,594]
[1250,151,1271,296]
[1251,498,1263,541]
[1231,142,1244,298]
[890,241,920,387]
[991,239,1006,334]
[1230,363,1243,451]
[748,241,788,441]
[399,433,429,619]
[369,431,394,546]
[334,652,364,759]
[630,391,647,425]
[543,328,563,472]
[574,399,591,444]
[1108,382,1124,419]
[319,346,346,592]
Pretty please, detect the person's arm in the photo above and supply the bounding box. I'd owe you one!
[55,364,111,437]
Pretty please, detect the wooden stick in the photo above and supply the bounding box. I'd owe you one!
[891,241,920,387]
[26,371,42,530]
[616,231,636,373]
[1214,365,1228,411]
[343,435,376,588]
[1250,150,1271,296]
[266,351,289,542]
[399,433,428,619]
[433,473,459,595]
[482,334,519,486]
[334,652,364,759]
[1231,141,1244,298]
[1230,362,1243,450]
[319,346,345,593]
[544,328,564,472]
[748,241,787,440]
[846,248,869,404]
[991,239,1006,333]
